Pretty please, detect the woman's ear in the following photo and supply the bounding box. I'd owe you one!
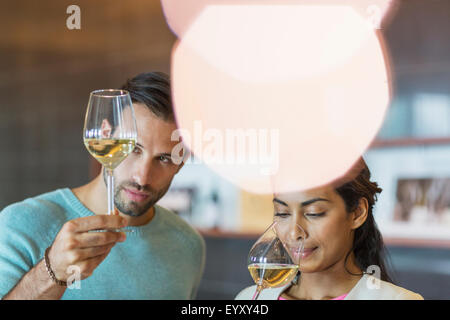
[351,198,369,230]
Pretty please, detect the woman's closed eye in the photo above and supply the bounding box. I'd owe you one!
[305,212,326,218]
[275,212,326,218]
[275,212,290,218]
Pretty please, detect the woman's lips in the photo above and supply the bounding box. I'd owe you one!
[289,246,306,261]
[301,247,318,259]
[124,188,149,202]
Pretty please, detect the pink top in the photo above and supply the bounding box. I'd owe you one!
[278,293,348,300]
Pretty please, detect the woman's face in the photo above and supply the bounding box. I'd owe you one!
[273,185,359,274]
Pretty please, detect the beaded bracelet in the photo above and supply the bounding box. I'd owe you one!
[44,247,68,287]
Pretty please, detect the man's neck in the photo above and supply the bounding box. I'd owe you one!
[71,174,155,227]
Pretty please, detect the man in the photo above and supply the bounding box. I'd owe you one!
[0,72,205,299]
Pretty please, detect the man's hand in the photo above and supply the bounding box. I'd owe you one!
[47,215,127,282]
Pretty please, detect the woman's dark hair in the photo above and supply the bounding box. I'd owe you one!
[333,157,395,283]
[120,72,174,121]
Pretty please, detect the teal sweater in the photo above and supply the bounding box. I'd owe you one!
[0,188,206,299]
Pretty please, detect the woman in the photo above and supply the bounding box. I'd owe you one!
[236,158,423,300]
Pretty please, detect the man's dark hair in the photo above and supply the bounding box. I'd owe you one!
[120,72,174,121]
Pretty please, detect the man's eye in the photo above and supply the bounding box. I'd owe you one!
[133,147,141,154]
[275,213,290,218]
[159,155,170,163]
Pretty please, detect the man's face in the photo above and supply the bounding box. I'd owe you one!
[106,103,182,217]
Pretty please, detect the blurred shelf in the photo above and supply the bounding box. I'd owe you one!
[370,137,450,148]
[196,227,259,240]
[197,228,450,249]
[383,237,450,249]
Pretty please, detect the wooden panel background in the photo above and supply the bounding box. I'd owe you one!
[0,0,175,208]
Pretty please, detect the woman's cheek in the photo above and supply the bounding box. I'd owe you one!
[309,218,338,253]
[323,218,353,260]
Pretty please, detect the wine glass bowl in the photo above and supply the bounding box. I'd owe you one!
[273,221,305,266]
[247,221,304,300]
[83,89,137,232]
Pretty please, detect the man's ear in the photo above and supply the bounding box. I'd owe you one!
[351,198,369,230]
[175,148,190,174]
[176,160,185,173]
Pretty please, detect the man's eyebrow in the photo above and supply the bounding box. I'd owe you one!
[159,152,173,158]
[136,142,144,149]
[273,197,330,208]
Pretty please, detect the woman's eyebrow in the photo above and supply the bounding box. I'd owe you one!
[273,197,330,208]
[300,197,330,207]
[273,198,288,207]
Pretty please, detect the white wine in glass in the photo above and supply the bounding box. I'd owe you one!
[83,89,137,232]
[247,221,303,300]
[84,138,136,170]
[248,263,299,288]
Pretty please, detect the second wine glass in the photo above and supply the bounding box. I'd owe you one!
[83,89,137,232]
[247,221,304,300]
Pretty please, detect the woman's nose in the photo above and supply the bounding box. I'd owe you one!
[288,222,307,241]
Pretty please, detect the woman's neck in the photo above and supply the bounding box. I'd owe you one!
[285,253,363,300]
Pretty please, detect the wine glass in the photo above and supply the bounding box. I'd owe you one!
[247,221,304,300]
[83,89,137,232]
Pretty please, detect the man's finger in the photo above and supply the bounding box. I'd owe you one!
[67,215,127,233]
[74,243,116,261]
[75,231,126,248]
[77,250,113,279]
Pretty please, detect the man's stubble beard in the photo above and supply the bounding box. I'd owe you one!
[103,168,171,217]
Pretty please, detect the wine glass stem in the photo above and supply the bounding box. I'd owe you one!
[106,169,115,215]
[252,285,263,300]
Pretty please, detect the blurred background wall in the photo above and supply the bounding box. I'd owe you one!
[0,0,175,206]
[0,0,449,299]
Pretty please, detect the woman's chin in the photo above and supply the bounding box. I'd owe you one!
[298,257,321,272]
[299,264,316,272]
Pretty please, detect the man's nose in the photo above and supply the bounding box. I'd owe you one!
[131,159,152,187]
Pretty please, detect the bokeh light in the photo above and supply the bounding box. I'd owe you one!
[166,1,394,194]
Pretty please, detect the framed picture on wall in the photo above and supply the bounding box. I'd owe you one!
[381,177,450,244]
[393,178,450,225]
